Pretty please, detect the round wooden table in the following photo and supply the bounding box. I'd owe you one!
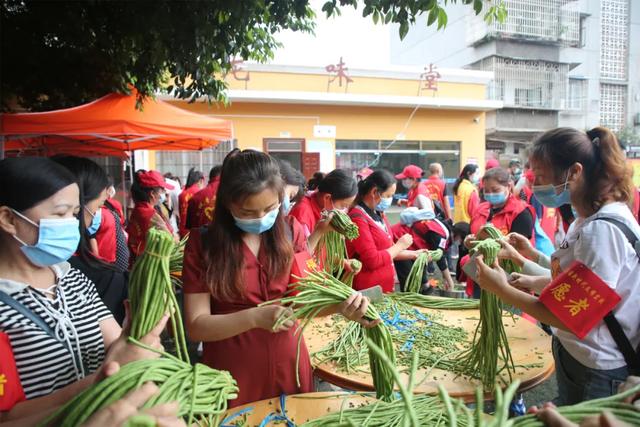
[304,306,555,400]
[221,392,377,426]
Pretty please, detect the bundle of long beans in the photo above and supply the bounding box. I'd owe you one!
[261,269,396,401]
[458,225,516,390]
[43,341,238,427]
[510,382,640,427]
[404,249,444,294]
[340,259,362,287]
[128,228,189,363]
[388,292,480,310]
[169,235,188,287]
[317,210,359,276]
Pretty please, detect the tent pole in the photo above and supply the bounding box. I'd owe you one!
[121,158,128,219]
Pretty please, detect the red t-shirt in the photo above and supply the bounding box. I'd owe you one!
[126,202,173,262]
[178,184,200,237]
[346,206,395,293]
[186,178,220,230]
[407,182,430,207]
[288,192,323,236]
[182,218,314,407]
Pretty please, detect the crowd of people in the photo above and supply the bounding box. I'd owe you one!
[0,125,639,425]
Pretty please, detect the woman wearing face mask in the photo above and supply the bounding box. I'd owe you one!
[126,170,176,264]
[182,150,377,407]
[475,127,640,404]
[277,159,306,216]
[0,158,165,421]
[346,170,420,293]
[94,175,130,273]
[453,164,480,225]
[52,156,128,325]
[185,165,222,231]
[396,165,433,210]
[289,168,357,237]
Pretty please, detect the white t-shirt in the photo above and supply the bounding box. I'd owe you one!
[551,202,640,369]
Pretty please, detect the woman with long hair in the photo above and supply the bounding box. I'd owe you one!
[182,150,376,407]
[178,168,205,237]
[453,163,480,224]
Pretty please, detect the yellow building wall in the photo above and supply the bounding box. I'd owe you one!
[170,101,486,171]
[224,71,487,100]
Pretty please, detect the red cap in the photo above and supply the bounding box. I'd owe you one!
[485,159,500,170]
[395,165,423,180]
[357,167,374,179]
[137,170,174,190]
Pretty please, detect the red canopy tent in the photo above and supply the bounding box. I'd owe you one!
[0,91,232,158]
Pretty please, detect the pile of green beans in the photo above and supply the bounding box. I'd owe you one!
[388,292,480,310]
[169,235,188,287]
[43,341,238,427]
[261,269,396,402]
[312,296,469,378]
[340,259,362,287]
[459,225,516,390]
[129,228,189,363]
[404,249,444,294]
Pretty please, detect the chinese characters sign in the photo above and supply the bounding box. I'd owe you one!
[326,57,353,91]
[420,63,441,92]
[539,261,621,338]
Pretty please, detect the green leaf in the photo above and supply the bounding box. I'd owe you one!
[399,20,409,39]
[437,7,448,30]
[473,0,483,15]
[427,6,438,26]
[384,11,393,24]
[373,9,380,24]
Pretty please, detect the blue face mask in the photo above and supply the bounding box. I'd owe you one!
[532,174,571,208]
[12,209,80,267]
[484,191,507,206]
[233,205,280,234]
[282,194,292,215]
[86,207,102,235]
[376,196,393,211]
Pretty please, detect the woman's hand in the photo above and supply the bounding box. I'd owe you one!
[338,292,381,329]
[395,233,413,251]
[507,232,537,259]
[343,259,363,275]
[474,254,510,295]
[314,212,335,236]
[104,303,167,373]
[463,234,476,250]
[251,305,294,333]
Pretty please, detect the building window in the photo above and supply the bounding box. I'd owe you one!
[600,83,627,132]
[334,140,460,180]
[579,15,587,48]
[155,140,236,183]
[600,0,629,81]
[473,56,568,110]
[567,78,587,111]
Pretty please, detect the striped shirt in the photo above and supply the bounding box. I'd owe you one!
[0,263,112,399]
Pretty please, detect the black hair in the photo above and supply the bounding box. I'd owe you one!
[317,169,357,200]
[277,159,306,202]
[186,167,204,188]
[356,169,395,203]
[0,157,77,211]
[307,172,325,191]
[52,156,113,270]
[453,164,479,195]
[209,165,222,182]
[482,167,511,186]
[131,170,161,203]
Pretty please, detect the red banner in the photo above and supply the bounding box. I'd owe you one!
[540,261,621,339]
[0,331,25,411]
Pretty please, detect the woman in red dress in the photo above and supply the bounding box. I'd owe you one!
[178,167,205,237]
[347,170,422,293]
[182,150,376,407]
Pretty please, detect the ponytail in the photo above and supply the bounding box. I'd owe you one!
[531,126,633,212]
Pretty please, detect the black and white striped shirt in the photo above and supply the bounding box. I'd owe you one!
[0,263,113,399]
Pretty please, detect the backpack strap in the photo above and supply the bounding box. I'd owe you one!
[591,217,640,374]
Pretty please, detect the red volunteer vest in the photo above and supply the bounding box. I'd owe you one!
[470,195,535,239]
